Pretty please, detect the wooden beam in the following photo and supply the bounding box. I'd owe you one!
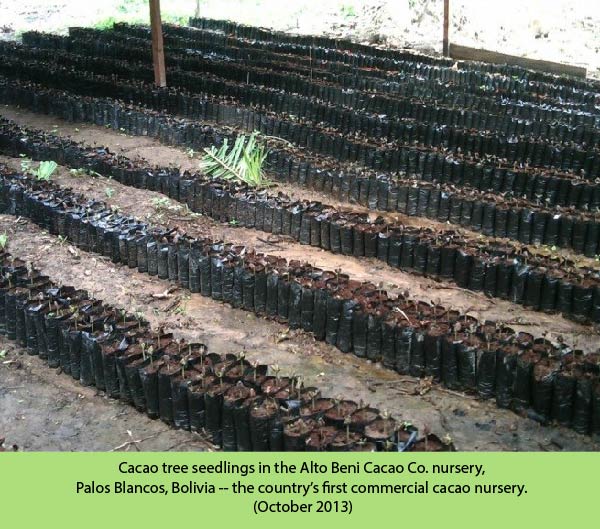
[443,0,449,57]
[149,0,166,87]
[449,43,586,78]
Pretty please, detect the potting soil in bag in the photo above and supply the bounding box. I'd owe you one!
[221,263,235,304]
[177,244,190,289]
[531,362,555,422]
[157,243,169,279]
[188,379,211,433]
[254,267,268,315]
[211,256,225,301]
[158,364,179,425]
[233,396,254,452]
[456,340,477,390]
[44,313,62,368]
[276,277,290,321]
[395,325,413,375]
[351,309,368,358]
[476,348,496,399]
[266,273,279,318]
[552,373,575,427]
[312,288,327,340]
[80,331,97,387]
[171,375,191,430]
[441,336,460,389]
[204,383,232,446]
[67,328,82,381]
[146,239,158,276]
[232,265,244,308]
[337,299,357,353]
[124,354,147,412]
[300,285,314,332]
[424,331,443,381]
[409,331,425,378]
[512,353,535,411]
[568,374,592,435]
[287,280,302,329]
[366,313,383,362]
[381,321,396,370]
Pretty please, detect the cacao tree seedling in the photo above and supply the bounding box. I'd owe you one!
[147,346,154,367]
[180,356,187,379]
[135,310,144,330]
[217,367,226,388]
[272,363,281,383]
[344,415,352,443]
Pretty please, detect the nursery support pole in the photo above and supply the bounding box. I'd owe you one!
[443,0,449,56]
[149,0,167,87]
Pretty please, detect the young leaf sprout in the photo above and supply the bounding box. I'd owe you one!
[272,363,281,384]
[180,356,187,379]
[217,367,226,388]
[135,309,144,330]
[381,409,390,437]
[147,345,154,367]
[344,415,352,443]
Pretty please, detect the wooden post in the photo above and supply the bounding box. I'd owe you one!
[443,0,449,57]
[149,0,166,87]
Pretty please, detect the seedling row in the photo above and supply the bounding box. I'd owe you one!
[1,166,599,435]
[2,118,599,324]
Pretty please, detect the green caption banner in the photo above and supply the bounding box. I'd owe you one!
[2,453,597,527]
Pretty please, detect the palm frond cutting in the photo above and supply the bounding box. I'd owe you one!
[199,133,270,188]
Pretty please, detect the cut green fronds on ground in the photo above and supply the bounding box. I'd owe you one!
[0,232,8,249]
[200,133,270,188]
[30,161,58,181]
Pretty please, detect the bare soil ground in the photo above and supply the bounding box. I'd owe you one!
[0,337,215,451]
[1,105,599,452]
